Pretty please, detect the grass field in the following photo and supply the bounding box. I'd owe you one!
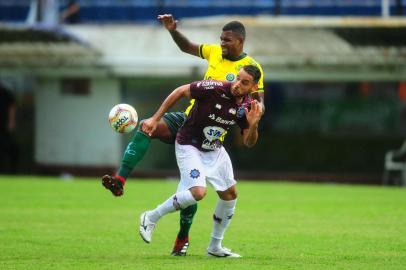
[1,176,406,269]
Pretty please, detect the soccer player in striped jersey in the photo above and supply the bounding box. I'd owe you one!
[102,15,265,256]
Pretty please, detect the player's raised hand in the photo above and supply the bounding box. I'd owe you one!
[157,14,178,31]
[245,100,262,127]
[141,117,158,137]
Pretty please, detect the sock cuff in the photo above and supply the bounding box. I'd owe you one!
[114,175,126,186]
[117,165,132,179]
[136,129,152,141]
[176,190,197,209]
[219,198,237,207]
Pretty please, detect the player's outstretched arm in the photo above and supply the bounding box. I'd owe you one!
[242,100,262,147]
[157,14,199,57]
[142,84,191,136]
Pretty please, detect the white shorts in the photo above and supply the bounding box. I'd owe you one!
[175,142,237,192]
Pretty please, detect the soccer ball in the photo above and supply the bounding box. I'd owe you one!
[108,104,138,133]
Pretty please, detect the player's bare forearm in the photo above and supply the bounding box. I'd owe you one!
[242,124,259,147]
[143,85,191,136]
[242,100,262,147]
[158,14,199,56]
[169,30,199,56]
[152,84,191,121]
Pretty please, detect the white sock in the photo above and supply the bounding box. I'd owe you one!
[148,190,197,223]
[209,199,237,250]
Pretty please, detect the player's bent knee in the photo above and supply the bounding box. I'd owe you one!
[137,120,148,135]
[218,186,238,200]
[189,186,207,201]
[138,119,170,141]
[228,189,238,200]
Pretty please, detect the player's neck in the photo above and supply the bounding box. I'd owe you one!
[234,96,244,105]
[224,52,246,61]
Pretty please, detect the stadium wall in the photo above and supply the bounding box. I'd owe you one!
[1,19,406,183]
[35,77,122,167]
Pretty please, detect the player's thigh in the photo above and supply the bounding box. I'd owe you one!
[206,147,236,192]
[175,142,207,192]
[146,118,173,143]
[160,112,187,144]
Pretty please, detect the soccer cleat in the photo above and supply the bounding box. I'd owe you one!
[102,175,124,197]
[139,211,156,243]
[207,247,242,258]
[171,236,189,256]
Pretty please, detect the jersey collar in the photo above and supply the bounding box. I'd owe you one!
[224,52,247,61]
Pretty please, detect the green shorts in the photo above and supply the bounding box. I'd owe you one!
[162,111,187,144]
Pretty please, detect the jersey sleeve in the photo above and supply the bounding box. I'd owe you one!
[198,44,218,60]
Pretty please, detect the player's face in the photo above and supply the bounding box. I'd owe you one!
[231,69,258,97]
[220,30,242,58]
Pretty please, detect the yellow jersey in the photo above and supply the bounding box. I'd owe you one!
[185,43,264,115]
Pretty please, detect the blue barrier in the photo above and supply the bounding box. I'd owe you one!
[0,1,405,23]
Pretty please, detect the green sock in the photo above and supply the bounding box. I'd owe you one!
[177,204,198,239]
[117,130,151,179]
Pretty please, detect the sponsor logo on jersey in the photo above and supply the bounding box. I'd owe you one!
[208,114,236,125]
[198,80,224,90]
[202,81,223,87]
[225,73,235,82]
[203,126,226,141]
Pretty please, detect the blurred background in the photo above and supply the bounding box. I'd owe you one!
[0,0,405,185]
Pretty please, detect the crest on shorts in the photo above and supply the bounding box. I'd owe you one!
[190,169,200,179]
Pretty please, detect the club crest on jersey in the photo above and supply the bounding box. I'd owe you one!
[229,108,236,115]
[225,73,235,82]
[190,169,200,179]
[237,107,245,118]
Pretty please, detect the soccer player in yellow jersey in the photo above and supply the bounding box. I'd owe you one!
[158,14,265,114]
[184,41,264,115]
[101,14,265,257]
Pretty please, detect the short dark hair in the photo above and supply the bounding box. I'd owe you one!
[222,21,246,40]
[243,65,261,84]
